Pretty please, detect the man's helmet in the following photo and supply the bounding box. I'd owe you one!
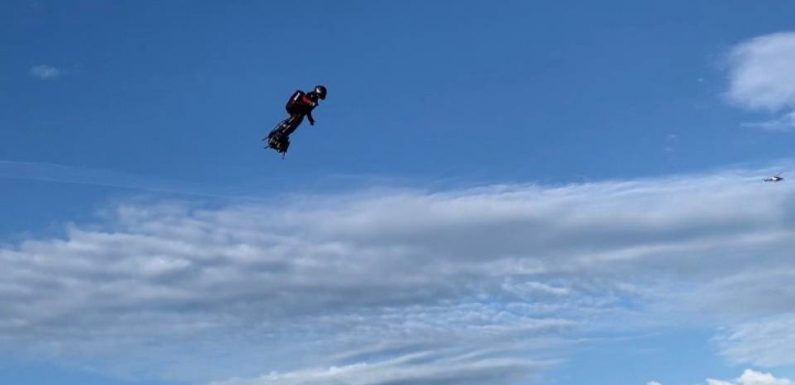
[313,85,327,100]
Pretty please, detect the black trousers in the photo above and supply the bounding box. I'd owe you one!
[281,114,305,136]
[282,101,311,135]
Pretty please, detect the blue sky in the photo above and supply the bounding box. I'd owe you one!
[4,1,795,385]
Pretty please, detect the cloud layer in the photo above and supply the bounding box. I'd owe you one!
[3,169,795,383]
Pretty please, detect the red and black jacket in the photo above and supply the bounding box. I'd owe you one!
[286,90,317,114]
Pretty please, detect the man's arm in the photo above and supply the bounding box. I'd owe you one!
[307,110,315,125]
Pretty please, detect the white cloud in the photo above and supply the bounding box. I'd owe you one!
[3,168,795,382]
[29,64,62,79]
[728,32,795,111]
[706,370,794,385]
[737,369,795,385]
[727,32,795,131]
[652,369,793,385]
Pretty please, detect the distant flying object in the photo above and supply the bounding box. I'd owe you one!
[264,85,327,157]
[764,173,784,182]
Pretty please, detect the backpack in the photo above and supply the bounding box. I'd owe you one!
[286,90,304,110]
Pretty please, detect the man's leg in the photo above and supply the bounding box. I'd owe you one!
[282,114,304,136]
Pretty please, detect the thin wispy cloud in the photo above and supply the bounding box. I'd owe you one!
[741,111,795,132]
[0,159,219,197]
[717,317,795,367]
[208,353,552,385]
[29,64,63,79]
[1,168,794,383]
